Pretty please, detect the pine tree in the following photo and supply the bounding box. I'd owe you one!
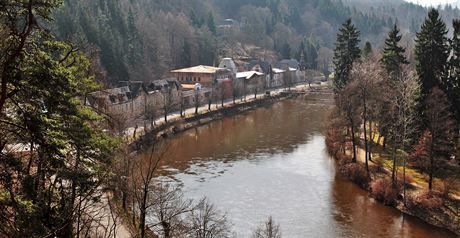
[207,11,216,35]
[380,24,409,79]
[333,18,361,92]
[296,41,307,70]
[281,43,291,59]
[444,19,460,121]
[362,41,373,59]
[415,9,449,100]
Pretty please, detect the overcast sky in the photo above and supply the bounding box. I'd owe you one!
[405,0,457,6]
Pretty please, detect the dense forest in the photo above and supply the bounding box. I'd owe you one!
[53,0,460,86]
[3,0,460,237]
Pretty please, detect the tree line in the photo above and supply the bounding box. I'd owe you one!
[0,1,286,236]
[50,0,460,86]
[329,8,460,207]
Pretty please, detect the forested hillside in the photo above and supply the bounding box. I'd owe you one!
[53,0,460,85]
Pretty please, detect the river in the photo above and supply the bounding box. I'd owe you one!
[147,94,456,237]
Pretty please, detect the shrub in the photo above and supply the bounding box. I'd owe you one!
[340,163,370,188]
[325,127,344,158]
[369,160,387,174]
[370,178,400,206]
[397,173,414,188]
[407,190,444,211]
[438,178,457,198]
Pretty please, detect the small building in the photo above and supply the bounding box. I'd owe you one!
[171,65,231,87]
[218,58,238,75]
[276,59,300,71]
[236,71,265,95]
[247,60,272,75]
[87,79,182,120]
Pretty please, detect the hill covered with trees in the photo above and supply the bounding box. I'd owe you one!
[53,0,460,85]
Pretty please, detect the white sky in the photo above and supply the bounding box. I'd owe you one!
[405,0,457,6]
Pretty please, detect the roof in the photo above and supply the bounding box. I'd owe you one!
[171,65,224,74]
[276,59,300,70]
[272,68,286,74]
[236,71,264,79]
[218,58,237,74]
[181,84,196,90]
[88,86,133,105]
[146,78,182,92]
[247,60,271,74]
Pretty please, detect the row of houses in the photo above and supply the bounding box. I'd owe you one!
[86,58,311,120]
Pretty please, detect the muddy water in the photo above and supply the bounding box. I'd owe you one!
[149,95,456,238]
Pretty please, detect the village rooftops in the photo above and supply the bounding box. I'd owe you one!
[170,65,226,74]
[272,68,286,74]
[236,71,264,79]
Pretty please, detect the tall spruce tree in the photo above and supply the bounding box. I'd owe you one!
[444,19,460,121]
[381,24,409,78]
[333,18,361,92]
[415,9,449,99]
[207,11,217,35]
[362,41,373,59]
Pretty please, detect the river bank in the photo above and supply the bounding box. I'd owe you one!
[133,96,454,237]
[111,85,332,237]
[325,129,460,236]
[128,84,331,151]
[111,90,458,237]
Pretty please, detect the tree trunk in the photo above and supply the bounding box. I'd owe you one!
[429,156,434,190]
[140,185,148,238]
[363,99,369,172]
[391,137,397,184]
[368,121,373,162]
[351,123,357,163]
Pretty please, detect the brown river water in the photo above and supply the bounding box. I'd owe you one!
[144,94,457,238]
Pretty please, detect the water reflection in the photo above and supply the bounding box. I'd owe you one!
[144,96,455,237]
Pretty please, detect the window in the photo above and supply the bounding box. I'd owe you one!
[198,77,201,82]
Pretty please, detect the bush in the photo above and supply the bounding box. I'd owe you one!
[325,127,344,158]
[397,173,414,188]
[407,190,444,211]
[369,159,386,174]
[438,178,457,198]
[370,178,400,206]
[340,163,370,188]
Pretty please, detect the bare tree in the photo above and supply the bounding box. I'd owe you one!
[232,78,240,104]
[187,197,233,238]
[349,60,385,171]
[131,142,170,238]
[195,90,201,115]
[390,67,420,197]
[316,47,334,80]
[108,112,129,137]
[145,104,158,128]
[163,86,173,123]
[337,85,361,163]
[252,216,282,238]
[148,183,193,238]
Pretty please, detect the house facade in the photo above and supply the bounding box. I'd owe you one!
[171,65,232,87]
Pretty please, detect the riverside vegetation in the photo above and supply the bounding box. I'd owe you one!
[326,9,460,235]
[2,0,460,237]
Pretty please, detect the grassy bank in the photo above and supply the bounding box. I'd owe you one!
[325,125,460,236]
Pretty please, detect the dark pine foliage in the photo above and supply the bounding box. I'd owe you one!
[381,24,409,79]
[415,9,449,100]
[333,18,361,92]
